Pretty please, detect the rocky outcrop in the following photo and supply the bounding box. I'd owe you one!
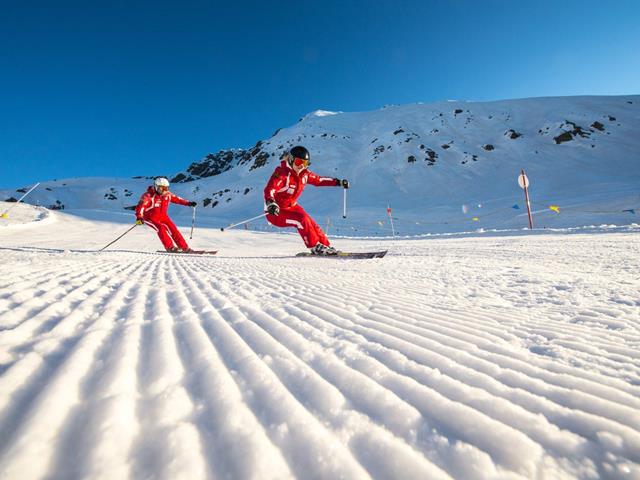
[553,121,592,144]
[425,149,438,165]
[172,140,272,183]
[505,129,522,139]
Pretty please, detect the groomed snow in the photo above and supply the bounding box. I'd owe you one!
[0,206,639,479]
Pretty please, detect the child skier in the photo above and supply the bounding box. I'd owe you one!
[135,177,197,252]
[264,146,349,255]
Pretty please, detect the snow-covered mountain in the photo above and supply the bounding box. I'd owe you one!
[2,95,639,234]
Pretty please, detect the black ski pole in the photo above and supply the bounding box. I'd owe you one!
[220,213,267,232]
[190,206,196,239]
[99,224,138,252]
[343,187,347,219]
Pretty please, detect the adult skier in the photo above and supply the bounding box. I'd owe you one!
[264,146,349,255]
[135,177,197,252]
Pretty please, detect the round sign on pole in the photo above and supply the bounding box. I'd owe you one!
[518,172,529,189]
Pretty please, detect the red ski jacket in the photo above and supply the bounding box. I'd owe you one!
[264,160,339,208]
[135,186,190,219]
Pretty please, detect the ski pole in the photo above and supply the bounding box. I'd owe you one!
[1,182,41,218]
[343,187,347,219]
[190,206,196,239]
[220,213,267,232]
[99,223,138,252]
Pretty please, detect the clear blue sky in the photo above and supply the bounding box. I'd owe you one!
[1,0,638,189]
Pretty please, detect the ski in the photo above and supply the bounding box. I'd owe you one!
[296,250,387,259]
[156,250,218,255]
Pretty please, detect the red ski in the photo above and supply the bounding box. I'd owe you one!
[156,250,218,255]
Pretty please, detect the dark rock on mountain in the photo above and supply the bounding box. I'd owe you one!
[171,173,188,183]
[506,129,522,139]
[248,151,270,171]
[425,149,438,166]
[554,132,574,144]
[373,145,386,155]
[554,121,591,144]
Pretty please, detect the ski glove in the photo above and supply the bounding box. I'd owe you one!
[266,200,280,216]
[335,178,349,189]
[188,201,197,207]
[135,218,144,225]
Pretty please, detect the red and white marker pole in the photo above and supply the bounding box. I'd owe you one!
[518,169,533,229]
[387,205,395,236]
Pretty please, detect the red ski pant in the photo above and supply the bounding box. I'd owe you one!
[143,216,189,250]
[266,204,329,248]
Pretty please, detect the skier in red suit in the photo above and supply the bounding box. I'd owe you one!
[264,146,349,255]
[135,177,197,252]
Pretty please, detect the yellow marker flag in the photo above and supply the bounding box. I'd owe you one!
[549,205,560,213]
[472,217,479,221]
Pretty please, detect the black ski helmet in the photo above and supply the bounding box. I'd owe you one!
[288,146,310,167]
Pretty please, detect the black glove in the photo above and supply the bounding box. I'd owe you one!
[335,178,349,189]
[188,201,197,207]
[135,217,144,225]
[266,200,280,216]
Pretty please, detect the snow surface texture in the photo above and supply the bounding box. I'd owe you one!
[1,205,639,480]
[1,95,639,235]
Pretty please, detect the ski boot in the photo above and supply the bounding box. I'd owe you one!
[310,243,338,256]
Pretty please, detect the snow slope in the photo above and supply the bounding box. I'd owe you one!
[1,205,639,479]
[2,95,639,235]
[0,202,52,229]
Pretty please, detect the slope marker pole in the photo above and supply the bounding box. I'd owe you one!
[1,182,41,218]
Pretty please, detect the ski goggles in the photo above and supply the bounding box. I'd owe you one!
[292,156,309,168]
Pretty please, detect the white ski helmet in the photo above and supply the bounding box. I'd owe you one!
[154,177,170,192]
